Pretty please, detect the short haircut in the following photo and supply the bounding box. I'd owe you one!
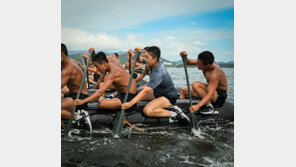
[61,43,68,56]
[197,51,215,65]
[143,46,150,51]
[146,46,160,62]
[92,51,109,64]
[113,53,118,58]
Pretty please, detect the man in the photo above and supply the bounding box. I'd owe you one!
[121,46,189,121]
[180,50,228,114]
[61,43,91,127]
[124,53,143,79]
[74,51,138,111]
[113,53,121,64]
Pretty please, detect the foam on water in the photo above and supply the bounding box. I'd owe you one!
[191,128,205,139]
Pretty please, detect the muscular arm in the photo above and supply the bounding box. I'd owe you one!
[93,73,106,89]
[135,62,143,70]
[134,66,148,82]
[184,57,197,65]
[195,73,219,107]
[61,69,70,88]
[81,74,114,104]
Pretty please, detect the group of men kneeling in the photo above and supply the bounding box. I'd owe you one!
[61,43,228,128]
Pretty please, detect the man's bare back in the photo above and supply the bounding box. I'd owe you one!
[61,58,88,95]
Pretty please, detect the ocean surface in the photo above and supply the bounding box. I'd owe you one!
[62,67,234,167]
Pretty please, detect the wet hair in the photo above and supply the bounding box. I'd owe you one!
[61,43,68,56]
[146,46,160,62]
[92,51,109,64]
[113,53,118,58]
[197,51,215,65]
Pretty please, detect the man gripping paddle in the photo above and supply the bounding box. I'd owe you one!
[180,50,228,114]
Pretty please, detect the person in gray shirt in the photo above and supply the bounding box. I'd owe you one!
[122,46,187,119]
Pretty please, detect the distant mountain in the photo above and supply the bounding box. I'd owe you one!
[172,60,183,64]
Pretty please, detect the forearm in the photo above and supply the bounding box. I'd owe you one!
[135,74,144,82]
[82,91,103,103]
[196,93,213,107]
[129,89,150,105]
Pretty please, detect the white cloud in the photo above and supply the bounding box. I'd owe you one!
[192,41,206,46]
[191,22,197,25]
[62,0,233,31]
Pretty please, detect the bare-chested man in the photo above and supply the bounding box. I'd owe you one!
[113,53,121,64]
[121,46,189,121]
[74,51,138,111]
[61,43,91,127]
[180,50,228,114]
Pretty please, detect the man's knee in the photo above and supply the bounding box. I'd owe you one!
[191,81,202,89]
[143,106,154,117]
[181,87,188,94]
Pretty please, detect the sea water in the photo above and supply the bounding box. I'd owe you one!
[62,67,234,167]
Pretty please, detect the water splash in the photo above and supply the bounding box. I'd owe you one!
[191,128,205,139]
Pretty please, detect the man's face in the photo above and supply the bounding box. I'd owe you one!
[93,61,106,74]
[143,52,157,67]
[196,59,206,70]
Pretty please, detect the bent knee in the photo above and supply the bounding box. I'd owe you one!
[143,106,153,117]
[191,81,202,88]
[181,87,188,94]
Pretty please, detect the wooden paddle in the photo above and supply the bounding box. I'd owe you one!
[62,51,94,138]
[84,55,90,89]
[181,55,198,132]
[112,51,141,138]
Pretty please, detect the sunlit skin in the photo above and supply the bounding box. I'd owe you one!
[74,56,137,110]
[180,50,228,113]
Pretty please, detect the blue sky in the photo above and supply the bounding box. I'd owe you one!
[62,0,234,62]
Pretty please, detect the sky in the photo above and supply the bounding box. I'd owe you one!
[62,0,234,62]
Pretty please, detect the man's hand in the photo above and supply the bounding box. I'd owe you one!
[134,47,142,54]
[128,49,133,54]
[121,102,133,110]
[74,99,85,106]
[88,47,95,54]
[189,104,200,113]
[180,50,188,57]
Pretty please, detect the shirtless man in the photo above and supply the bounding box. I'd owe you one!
[74,51,138,111]
[61,43,91,126]
[113,53,121,64]
[121,46,189,121]
[124,52,143,79]
[180,50,228,114]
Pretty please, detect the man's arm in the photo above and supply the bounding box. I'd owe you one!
[180,50,197,65]
[135,62,143,70]
[75,75,114,105]
[121,86,153,109]
[134,66,148,82]
[93,72,106,89]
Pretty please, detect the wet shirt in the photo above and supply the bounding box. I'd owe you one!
[146,61,178,98]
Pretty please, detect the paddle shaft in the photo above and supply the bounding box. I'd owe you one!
[112,51,141,138]
[128,53,131,74]
[84,57,90,89]
[181,55,198,129]
[63,51,94,138]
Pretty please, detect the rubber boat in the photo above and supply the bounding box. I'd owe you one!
[63,81,234,129]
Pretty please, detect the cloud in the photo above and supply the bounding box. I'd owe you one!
[62,0,233,32]
[62,27,204,61]
[192,41,206,46]
[191,22,197,25]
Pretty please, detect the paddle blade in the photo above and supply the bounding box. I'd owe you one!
[190,113,198,129]
[112,110,125,138]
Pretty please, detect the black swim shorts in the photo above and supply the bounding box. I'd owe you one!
[116,92,138,112]
[64,92,89,110]
[212,89,227,108]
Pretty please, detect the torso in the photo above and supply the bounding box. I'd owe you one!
[106,62,137,94]
[62,58,88,95]
[202,62,228,91]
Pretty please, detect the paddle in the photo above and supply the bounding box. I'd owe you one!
[181,55,198,132]
[128,53,131,74]
[84,55,90,89]
[62,51,94,138]
[112,51,141,138]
